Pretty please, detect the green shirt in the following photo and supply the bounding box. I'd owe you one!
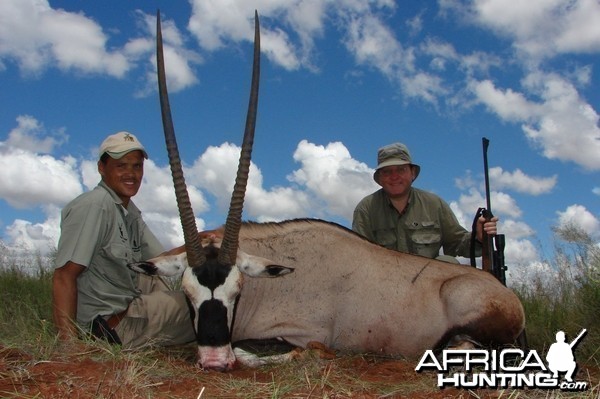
[352,188,480,259]
[55,181,164,324]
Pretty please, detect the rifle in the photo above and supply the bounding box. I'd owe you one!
[477,138,507,285]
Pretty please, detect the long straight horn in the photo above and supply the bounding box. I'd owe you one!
[218,11,261,266]
[156,10,206,267]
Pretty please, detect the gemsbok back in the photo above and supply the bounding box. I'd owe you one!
[129,10,526,371]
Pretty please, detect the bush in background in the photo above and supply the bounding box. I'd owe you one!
[513,224,599,364]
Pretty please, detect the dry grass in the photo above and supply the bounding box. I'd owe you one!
[1,339,598,398]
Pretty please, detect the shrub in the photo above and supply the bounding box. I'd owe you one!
[514,225,599,364]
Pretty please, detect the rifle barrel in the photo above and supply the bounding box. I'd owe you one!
[482,137,492,216]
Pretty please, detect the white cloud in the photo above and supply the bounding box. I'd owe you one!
[0,2,201,94]
[470,79,540,122]
[186,140,376,223]
[186,0,455,104]
[471,73,600,171]
[187,0,399,74]
[344,13,403,77]
[188,142,246,204]
[81,160,100,191]
[556,204,600,238]
[4,207,61,255]
[0,0,129,77]
[342,12,447,104]
[505,238,541,270]
[443,0,600,61]
[489,167,557,195]
[289,140,377,220]
[0,117,82,209]
[452,187,522,225]
[406,14,423,37]
[421,39,501,78]
[137,160,209,217]
[126,159,209,247]
[501,220,536,240]
[186,142,311,222]
[449,188,481,228]
[129,11,202,96]
[247,184,312,222]
[188,0,304,70]
[5,115,66,153]
[0,150,82,209]
[521,72,600,170]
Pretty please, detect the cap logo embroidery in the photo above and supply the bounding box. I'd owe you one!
[123,133,134,142]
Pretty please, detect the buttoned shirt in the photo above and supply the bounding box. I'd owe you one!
[352,188,480,259]
[55,181,164,324]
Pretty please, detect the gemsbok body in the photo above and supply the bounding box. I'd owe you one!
[134,11,525,371]
[134,220,525,362]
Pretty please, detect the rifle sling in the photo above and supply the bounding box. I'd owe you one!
[470,207,485,267]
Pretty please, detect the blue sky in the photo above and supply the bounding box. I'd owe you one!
[1,0,599,283]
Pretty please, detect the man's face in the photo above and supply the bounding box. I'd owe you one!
[377,164,416,198]
[98,150,144,206]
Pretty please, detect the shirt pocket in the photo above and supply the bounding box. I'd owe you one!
[373,228,398,250]
[408,221,442,258]
[107,242,133,264]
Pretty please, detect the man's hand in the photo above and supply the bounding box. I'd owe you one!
[476,215,498,242]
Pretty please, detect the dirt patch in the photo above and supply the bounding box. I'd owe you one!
[0,345,597,398]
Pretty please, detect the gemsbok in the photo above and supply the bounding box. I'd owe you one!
[129,11,526,371]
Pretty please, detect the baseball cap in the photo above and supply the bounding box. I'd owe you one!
[99,131,148,159]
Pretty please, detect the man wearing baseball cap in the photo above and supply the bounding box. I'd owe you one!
[352,142,498,262]
[53,131,195,348]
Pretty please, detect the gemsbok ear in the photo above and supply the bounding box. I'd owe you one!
[235,252,294,277]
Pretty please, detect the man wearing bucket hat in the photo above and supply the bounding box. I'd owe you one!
[352,142,497,262]
[52,131,195,348]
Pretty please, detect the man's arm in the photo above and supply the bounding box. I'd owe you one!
[52,261,85,341]
[352,204,374,241]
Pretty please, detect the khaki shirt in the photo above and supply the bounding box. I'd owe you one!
[55,181,164,324]
[352,188,480,259]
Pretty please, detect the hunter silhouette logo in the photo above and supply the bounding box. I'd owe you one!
[415,327,589,391]
[546,329,586,383]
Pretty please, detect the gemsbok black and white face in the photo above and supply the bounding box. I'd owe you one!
[128,10,293,371]
[131,231,293,370]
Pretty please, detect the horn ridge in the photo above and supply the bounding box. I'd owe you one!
[156,10,206,267]
[218,11,261,266]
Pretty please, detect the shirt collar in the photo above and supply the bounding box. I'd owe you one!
[384,187,413,216]
[97,181,141,217]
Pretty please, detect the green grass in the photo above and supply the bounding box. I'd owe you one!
[0,266,54,356]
